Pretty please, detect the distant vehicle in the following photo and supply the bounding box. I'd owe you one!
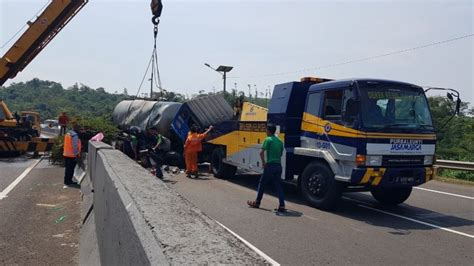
[21,111,41,137]
[0,100,54,156]
[42,119,59,129]
[40,119,60,137]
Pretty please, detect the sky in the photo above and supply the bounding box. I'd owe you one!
[1,0,473,103]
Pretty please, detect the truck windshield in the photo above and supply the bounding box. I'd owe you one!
[359,83,433,130]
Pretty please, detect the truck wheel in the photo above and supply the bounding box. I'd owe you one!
[211,148,236,179]
[371,187,412,206]
[300,161,341,210]
[164,151,184,168]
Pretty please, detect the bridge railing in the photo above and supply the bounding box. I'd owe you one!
[435,160,474,172]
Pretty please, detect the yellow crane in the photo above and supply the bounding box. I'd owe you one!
[0,0,163,156]
[0,0,88,85]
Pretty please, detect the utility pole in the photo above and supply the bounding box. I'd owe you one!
[247,84,252,102]
[254,85,258,103]
[266,86,269,106]
[223,72,226,93]
[204,63,233,93]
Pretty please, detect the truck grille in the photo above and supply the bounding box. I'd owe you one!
[382,155,424,166]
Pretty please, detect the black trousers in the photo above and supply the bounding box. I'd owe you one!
[60,126,67,135]
[64,157,77,185]
[149,150,164,178]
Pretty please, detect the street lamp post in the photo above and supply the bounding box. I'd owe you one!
[204,63,233,93]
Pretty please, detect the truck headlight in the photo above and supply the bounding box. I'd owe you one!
[424,155,434,165]
[366,155,382,166]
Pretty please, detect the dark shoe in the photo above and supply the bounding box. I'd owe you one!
[193,172,199,178]
[276,206,287,212]
[247,200,260,208]
[63,182,80,189]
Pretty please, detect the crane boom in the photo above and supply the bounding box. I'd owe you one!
[0,0,88,86]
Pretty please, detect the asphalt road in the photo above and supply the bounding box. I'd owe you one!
[167,170,474,265]
[1,155,471,265]
[0,157,81,265]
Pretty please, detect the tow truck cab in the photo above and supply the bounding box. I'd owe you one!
[269,77,436,209]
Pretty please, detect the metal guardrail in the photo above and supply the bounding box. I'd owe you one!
[435,160,474,171]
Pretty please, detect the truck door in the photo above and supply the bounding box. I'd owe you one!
[301,92,323,148]
[321,87,360,177]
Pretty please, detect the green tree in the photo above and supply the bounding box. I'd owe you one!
[428,96,474,181]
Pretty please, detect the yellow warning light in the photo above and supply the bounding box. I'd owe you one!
[300,77,332,83]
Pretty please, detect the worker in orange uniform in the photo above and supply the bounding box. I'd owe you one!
[184,125,213,178]
[63,124,82,188]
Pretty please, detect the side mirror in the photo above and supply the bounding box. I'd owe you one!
[456,98,461,115]
[447,92,453,101]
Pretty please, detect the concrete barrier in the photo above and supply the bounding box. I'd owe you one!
[80,141,269,265]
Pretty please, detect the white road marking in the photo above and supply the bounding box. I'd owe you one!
[342,196,474,238]
[0,158,41,200]
[36,203,57,207]
[414,187,474,200]
[214,220,280,266]
[303,214,320,221]
[357,204,474,239]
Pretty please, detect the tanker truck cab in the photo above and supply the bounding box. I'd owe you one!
[291,78,436,209]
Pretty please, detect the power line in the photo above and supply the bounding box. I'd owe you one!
[0,0,51,51]
[245,33,474,79]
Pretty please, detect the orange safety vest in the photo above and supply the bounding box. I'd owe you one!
[63,131,81,158]
[184,132,207,153]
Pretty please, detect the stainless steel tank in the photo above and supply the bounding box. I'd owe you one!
[112,100,182,137]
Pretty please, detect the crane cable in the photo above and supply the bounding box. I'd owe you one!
[130,1,163,126]
[135,1,163,99]
[150,24,163,98]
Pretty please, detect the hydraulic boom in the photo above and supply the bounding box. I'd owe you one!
[0,0,88,86]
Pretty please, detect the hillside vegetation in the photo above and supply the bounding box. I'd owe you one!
[0,79,125,120]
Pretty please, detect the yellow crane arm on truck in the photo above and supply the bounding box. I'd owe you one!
[0,0,88,86]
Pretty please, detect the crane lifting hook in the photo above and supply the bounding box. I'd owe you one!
[150,0,163,25]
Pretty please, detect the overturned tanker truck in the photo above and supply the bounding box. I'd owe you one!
[111,94,234,166]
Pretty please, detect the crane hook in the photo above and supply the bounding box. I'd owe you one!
[150,0,163,25]
[152,16,160,26]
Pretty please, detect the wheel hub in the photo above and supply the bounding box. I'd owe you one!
[308,173,326,197]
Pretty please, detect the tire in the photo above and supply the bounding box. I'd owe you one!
[371,187,412,206]
[211,148,236,179]
[300,161,341,210]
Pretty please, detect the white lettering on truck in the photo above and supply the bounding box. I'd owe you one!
[390,139,422,151]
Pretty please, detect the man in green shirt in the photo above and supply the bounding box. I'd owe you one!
[247,124,286,212]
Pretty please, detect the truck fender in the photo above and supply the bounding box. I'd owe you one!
[293,147,344,178]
